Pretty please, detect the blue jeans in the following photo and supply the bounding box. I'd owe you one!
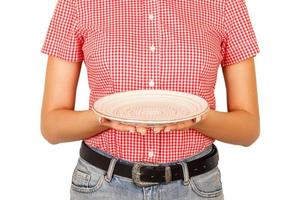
[70,145,224,200]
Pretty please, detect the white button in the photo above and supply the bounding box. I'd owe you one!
[149,45,156,52]
[149,79,155,87]
[148,151,154,157]
[148,14,154,20]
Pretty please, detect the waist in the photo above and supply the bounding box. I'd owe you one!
[84,128,214,163]
[79,140,219,187]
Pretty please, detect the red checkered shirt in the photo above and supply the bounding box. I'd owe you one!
[41,0,260,163]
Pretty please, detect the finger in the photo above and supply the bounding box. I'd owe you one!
[165,120,194,132]
[195,116,202,123]
[153,126,164,134]
[185,119,195,126]
[202,113,207,120]
[101,119,135,132]
[176,121,191,130]
[136,126,148,135]
[109,119,121,127]
[115,122,136,132]
[185,119,198,129]
[98,117,111,126]
[164,124,178,132]
[117,123,136,133]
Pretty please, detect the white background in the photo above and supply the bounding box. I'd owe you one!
[0,0,299,199]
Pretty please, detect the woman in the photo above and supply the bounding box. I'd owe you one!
[40,0,260,199]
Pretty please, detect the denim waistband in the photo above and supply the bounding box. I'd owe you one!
[88,143,213,166]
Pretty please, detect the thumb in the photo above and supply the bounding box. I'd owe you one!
[98,116,110,125]
[194,116,202,123]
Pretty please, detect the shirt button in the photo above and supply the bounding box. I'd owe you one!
[149,79,155,87]
[148,14,154,20]
[148,151,154,158]
[149,45,156,52]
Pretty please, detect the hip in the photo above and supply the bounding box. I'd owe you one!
[70,141,224,200]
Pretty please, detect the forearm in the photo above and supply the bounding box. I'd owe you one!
[193,109,260,146]
[40,109,109,144]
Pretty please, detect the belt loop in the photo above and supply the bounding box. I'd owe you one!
[178,161,190,186]
[104,157,119,182]
[165,166,172,184]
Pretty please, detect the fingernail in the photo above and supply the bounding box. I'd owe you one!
[195,116,201,123]
[164,129,170,133]
[140,129,147,135]
[129,129,135,133]
[153,128,160,134]
[98,117,102,123]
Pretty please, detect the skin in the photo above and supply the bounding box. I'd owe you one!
[159,57,260,147]
[40,55,259,147]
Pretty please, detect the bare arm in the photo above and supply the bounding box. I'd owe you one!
[40,56,110,144]
[40,56,138,144]
[192,57,260,146]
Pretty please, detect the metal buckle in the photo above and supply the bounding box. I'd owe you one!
[132,162,160,187]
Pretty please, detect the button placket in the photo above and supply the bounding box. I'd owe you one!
[144,1,162,162]
[154,0,162,90]
[147,0,161,90]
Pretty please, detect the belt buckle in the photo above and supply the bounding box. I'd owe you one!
[132,162,160,187]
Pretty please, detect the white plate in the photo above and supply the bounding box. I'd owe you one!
[92,89,209,127]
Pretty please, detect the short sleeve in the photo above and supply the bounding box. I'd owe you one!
[41,0,84,62]
[220,0,260,67]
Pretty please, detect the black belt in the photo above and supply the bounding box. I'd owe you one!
[79,141,219,187]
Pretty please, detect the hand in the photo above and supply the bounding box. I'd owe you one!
[153,112,208,133]
[97,117,149,135]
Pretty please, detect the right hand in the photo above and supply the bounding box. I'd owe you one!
[98,116,149,135]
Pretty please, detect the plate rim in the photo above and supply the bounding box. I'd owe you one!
[92,89,209,125]
[92,105,210,125]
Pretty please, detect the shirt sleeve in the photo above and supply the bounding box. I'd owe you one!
[40,0,84,62]
[220,0,260,67]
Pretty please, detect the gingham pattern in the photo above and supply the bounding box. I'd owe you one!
[41,0,260,163]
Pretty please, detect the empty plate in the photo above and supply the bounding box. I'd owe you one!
[92,89,209,127]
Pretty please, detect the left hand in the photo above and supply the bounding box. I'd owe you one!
[153,112,208,133]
